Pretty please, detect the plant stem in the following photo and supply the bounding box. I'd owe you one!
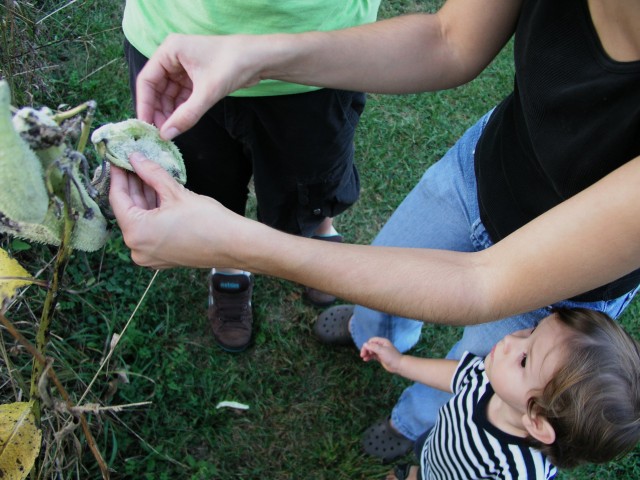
[29,188,76,422]
[1,312,110,479]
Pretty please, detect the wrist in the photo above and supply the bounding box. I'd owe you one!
[259,32,319,85]
[391,353,407,376]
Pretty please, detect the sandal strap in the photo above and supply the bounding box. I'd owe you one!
[392,464,412,480]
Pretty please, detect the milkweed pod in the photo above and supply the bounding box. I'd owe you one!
[91,119,186,184]
[0,80,49,224]
[63,159,109,252]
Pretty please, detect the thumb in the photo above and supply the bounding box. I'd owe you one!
[160,86,218,140]
[129,152,183,198]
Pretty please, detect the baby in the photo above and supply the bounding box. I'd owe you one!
[361,308,640,479]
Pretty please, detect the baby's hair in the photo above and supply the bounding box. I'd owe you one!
[527,307,640,468]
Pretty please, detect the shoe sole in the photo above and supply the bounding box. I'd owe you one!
[216,341,250,353]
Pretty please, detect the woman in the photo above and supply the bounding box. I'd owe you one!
[109,0,640,460]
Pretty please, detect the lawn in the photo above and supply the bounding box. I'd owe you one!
[1,1,638,479]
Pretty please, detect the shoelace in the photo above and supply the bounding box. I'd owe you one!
[213,290,250,324]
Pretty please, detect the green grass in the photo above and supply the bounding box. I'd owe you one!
[1,0,639,479]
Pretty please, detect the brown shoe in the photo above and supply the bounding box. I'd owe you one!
[303,234,343,307]
[208,272,253,352]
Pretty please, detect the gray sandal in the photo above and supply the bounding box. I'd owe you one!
[389,464,414,480]
[362,417,414,463]
[313,304,354,345]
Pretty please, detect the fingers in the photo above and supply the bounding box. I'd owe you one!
[135,35,204,139]
[360,345,374,361]
[124,166,155,209]
[136,65,209,140]
[361,337,400,368]
[109,165,135,215]
[366,337,392,348]
[360,338,386,361]
[136,69,169,126]
[158,84,216,140]
[135,49,188,129]
[361,341,382,357]
[136,34,232,140]
[109,153,184,234]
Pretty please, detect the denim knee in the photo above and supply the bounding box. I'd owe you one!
[351,305,423,352]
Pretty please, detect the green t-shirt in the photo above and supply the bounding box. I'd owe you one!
[122,0,381,96]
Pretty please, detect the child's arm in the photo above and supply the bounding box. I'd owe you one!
[360,337,458,393]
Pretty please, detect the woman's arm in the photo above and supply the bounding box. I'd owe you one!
[110,154,640,326]
[135,0,522,139]
[261,0,521,94]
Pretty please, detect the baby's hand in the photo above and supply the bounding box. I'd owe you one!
[360,337,403,373]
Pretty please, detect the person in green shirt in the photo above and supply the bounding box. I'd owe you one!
[122,1,381,352]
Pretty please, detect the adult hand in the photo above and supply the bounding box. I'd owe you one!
[108,152,246,269]
[135,34,266,140]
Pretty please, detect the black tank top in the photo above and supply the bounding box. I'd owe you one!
[475,0,640,301]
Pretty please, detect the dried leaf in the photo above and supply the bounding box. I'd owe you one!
[0,402,42,480]
[0,249,33,305]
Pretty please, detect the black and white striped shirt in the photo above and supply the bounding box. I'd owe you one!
[420,353,557,479]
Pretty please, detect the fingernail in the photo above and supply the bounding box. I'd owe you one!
[162,127,180,140]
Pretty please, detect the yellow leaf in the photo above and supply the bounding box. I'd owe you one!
[0,402,42,480]
[0,249,33,305]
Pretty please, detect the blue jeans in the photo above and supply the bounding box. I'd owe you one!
[350,110,639,440]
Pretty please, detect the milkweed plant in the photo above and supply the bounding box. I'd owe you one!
[0,79,185,479]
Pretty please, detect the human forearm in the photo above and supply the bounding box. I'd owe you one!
[361,338,457,391]
[260,16,467,94]
[109,161,487,324]
[211,157,640,324]
[237,235,485,325]
[260,4,518,94]
[394,356,458,392]
[475,156,640,320]
[111,155,640,327]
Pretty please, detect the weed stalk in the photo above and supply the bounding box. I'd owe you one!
[28,189,76,422]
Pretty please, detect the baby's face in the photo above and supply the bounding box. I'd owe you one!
[484,314,572,415]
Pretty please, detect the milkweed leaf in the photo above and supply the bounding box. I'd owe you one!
[0,80,108,252]
[0,81,49,224]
